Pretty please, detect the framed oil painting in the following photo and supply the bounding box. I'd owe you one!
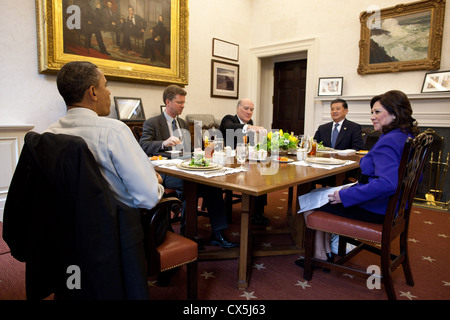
[357,0,446,75]
[421,70,450,93]
[114,97,146,121]
[318,77,343,96]
[36,0,188,85]
[210,59,239,99]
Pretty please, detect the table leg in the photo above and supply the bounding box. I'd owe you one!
[183,180,198,239]
[237,193,255,290]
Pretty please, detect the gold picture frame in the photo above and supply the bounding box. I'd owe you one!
[36,0,188,85]
[357,0,446,75]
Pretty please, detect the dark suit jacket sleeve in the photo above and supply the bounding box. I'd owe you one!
[139,115,167,156]
[313,123,332,147]
[220,115,254,148]
[139,115,191,156]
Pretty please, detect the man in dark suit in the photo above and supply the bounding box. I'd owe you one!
[219,98,270,226]
[101,0,122,45]
[314,98,364,186]
[219,98,267,148]
[313,98,365,150]
[77,0,110,55]
[140,85,238,249]
[121,6,147,52]
[142,15,168,61]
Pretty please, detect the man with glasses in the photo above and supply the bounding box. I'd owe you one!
[139,85,238,250]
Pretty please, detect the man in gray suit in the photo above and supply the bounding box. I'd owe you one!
[140,85,237,249]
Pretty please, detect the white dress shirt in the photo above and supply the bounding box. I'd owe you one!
[46,108,164,209]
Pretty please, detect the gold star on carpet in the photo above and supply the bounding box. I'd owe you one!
[277,206,284,210]
[295,280,311,289]
[253,263,266,270]
[273,215,281,220]
[442,281,450,286]
[231,232,240,237]
[240,291,257,300]
[422,256,436,262]
[200,271,215,279]
[424,220,434,225]
[399,291,417,300]
[280,198,287,201]
[261,242,272,248]
[147,280,157,287]
[408,238,420,243]
[437,233,449,238]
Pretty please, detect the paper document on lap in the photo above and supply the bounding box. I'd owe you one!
[297,182,356,213]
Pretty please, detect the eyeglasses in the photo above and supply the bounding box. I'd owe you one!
[171,99,186,105]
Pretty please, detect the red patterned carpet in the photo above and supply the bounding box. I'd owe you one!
[1,189,449,301]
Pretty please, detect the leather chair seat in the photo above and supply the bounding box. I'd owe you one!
[307,211,383,244]
[157,231,198,272]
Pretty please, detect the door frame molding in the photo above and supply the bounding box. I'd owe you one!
[250,38,317,135]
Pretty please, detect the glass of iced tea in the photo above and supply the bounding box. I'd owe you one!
[308,138,317,157]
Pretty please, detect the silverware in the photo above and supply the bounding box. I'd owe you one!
[204,168,228,175]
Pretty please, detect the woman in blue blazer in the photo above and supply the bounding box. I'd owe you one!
[297,90,420,266]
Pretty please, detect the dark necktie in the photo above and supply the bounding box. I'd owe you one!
[172,119,177,135]
[331,123,339,148]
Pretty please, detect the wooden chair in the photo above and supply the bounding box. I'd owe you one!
[141,197,198,299]
[302,133,433,300]
[361,127,381,150]
[131,125,144,142]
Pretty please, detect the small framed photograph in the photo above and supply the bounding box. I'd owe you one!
[114,97,146,122]
[211,59,239,99]
[212,38,239,61]
[318,77,343,96]
[421,70,450,93]
[160,105,166,114]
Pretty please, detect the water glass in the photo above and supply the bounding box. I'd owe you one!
[236,143,247,169]
[214,138,224,153]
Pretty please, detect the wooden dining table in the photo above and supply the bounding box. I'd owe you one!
[154,152,362,289]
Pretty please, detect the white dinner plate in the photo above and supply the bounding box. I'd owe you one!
[305,157,347,165]
[177,161,223,171]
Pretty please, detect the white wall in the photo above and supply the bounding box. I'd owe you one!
[1,0,448,133]
[250,0,450,134]
[0,0,252,133]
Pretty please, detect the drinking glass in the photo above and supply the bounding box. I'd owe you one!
[236,143,247,169]
[300,136,312,154]
[308,137,317,157]
[214,138,224,153]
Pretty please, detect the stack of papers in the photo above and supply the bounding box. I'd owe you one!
[297,182,356,213]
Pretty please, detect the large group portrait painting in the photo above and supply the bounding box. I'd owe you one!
[63,0,172,69]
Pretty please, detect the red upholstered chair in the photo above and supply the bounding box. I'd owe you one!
[302,133,433,300]
[142,197,198,299]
